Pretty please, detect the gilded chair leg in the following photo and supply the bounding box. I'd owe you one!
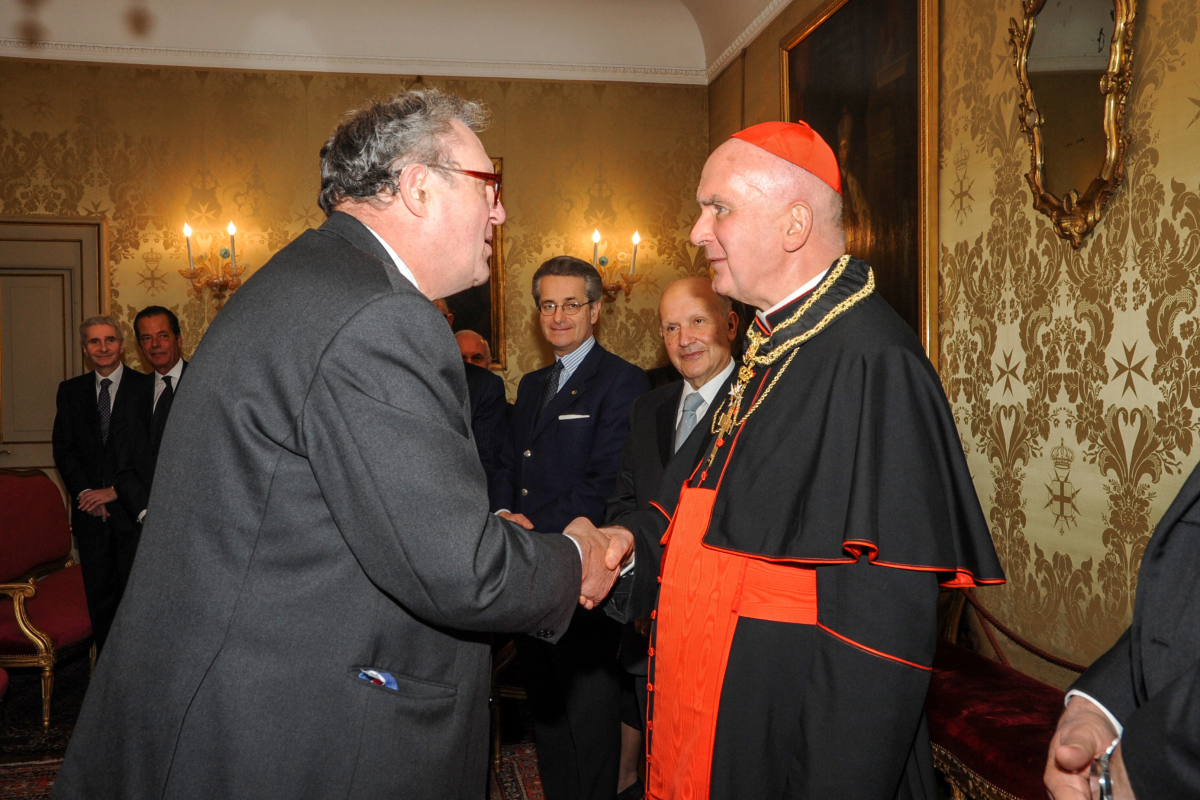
[41,665,54,731]
[89,642,97,673]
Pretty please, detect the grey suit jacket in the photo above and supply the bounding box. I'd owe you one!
[54,212,580,800]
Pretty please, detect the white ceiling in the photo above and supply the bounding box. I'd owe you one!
[0,0,789,84]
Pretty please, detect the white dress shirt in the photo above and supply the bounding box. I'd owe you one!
[756,267,832,330]
[153,358,185,411]
[94,362,125,403]
[675,358,736,431]
[364,224,421,291]
[554,336,596,393]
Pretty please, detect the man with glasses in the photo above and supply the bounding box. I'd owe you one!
[497,255,650,800]
[56,90,632,800]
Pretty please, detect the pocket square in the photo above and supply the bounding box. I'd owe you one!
[558,414,590,420]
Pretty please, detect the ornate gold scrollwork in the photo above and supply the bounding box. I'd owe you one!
[1009,0,1137,249]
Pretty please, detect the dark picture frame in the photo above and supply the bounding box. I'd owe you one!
[781,0,939,367]
[442,157,506,369]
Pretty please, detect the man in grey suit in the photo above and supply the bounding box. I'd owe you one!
[55,90,632,799]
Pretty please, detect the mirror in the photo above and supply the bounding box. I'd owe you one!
[1009,0,1137,248]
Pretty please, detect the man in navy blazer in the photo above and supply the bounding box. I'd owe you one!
[498,255,650,800]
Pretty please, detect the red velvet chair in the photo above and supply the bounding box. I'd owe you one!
[0,468,94,730]
[926,590,1073,800]
[0,666,8,724]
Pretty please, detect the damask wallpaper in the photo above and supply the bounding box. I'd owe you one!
[0,60,708,396]
[939,0,1200,685]
[716,0,1200,686]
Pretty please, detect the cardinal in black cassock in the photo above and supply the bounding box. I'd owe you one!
[599,121,1004,800]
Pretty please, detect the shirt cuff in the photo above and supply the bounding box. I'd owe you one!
[620,554,635,577]
[137,509,147,524]
[1064,689,1124,737]
[564,533,582,562]
[494,509,510,516]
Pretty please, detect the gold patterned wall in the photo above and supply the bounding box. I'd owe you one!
[939,0,1200,685]
[716,0,1200,685]
[0,59,708,396]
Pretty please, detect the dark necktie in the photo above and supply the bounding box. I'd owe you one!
[537,360,564,420]
[98,378,113,444]
[153,375,174,453]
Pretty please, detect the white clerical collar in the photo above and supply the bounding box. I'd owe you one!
[363,224,421,291]
[756,268,831,329]
[682,357,735,407]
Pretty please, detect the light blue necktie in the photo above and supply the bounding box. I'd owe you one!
[675,391,705,452]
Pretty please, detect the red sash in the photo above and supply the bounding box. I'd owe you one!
[646,486,817,799]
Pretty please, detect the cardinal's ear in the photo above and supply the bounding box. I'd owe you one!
[782,201,814,253]
[397,163,431,218]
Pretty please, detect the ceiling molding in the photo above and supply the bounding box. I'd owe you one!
[0,38,708,85]
[704,0,791,80]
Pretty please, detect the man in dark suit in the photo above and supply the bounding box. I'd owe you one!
[435,308,509,510]
[54,89,630,800]
[51,315,152,651]
[497,255,650,800]
[114,306,187,529]
[1045,459,1200,799]
[604,277,738,798]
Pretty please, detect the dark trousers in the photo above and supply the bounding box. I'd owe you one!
[75,516,141,652]
[517,609,623,800]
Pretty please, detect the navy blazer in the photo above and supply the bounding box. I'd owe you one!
[463,362,510,511]
[499,342,650,533]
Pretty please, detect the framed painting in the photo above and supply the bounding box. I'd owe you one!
[781,0,939,367]
[442,157,507,369]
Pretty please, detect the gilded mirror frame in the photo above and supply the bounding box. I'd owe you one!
[1009,0,1137,249]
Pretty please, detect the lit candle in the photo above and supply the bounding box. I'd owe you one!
[183,223,195,272]
[227,221,237,272]
[592,229,600,267]
[630,231,640,275]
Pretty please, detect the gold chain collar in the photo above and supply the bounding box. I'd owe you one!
[704,257,874,470]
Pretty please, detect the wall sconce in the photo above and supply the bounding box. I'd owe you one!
[179,222,247,313]
[593,230,643,302]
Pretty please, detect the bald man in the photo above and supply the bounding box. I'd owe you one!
[590,122,1004,798]
[604,277,739,799]
[456,329,492,368]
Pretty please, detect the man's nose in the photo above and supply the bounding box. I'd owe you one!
[689,214,710,246]
[492,200,507,226]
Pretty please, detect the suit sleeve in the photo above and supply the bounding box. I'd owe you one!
[301,292,579,640]
[114,413,152,522]
[52,383,90,499]
[1068,627,1139,724]
[534,367,650,526]
[473,375,511,512]
[603,402,640,526]
[1120,654,1200,798]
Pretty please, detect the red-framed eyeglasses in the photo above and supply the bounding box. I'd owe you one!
[433,166,502,208]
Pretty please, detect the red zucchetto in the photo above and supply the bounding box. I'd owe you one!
[730,121,841,195]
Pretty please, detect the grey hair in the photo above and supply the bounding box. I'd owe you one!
[80,315,123,347]
[531,256,604,305]
[318,88,491,215]
[455,329,492,362]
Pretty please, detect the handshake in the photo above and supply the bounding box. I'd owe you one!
[499,512,635,609]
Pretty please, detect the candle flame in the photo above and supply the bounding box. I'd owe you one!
[592,229,600,243]
[182,223,192,237]
[227,221,237,235]
[632,231,640,245]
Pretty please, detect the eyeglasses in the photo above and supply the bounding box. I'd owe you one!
[538,300,593,316]
[431,166,502,208]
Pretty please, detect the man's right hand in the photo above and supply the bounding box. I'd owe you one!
[1045,695,1120,799]
[564,517,634,610]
